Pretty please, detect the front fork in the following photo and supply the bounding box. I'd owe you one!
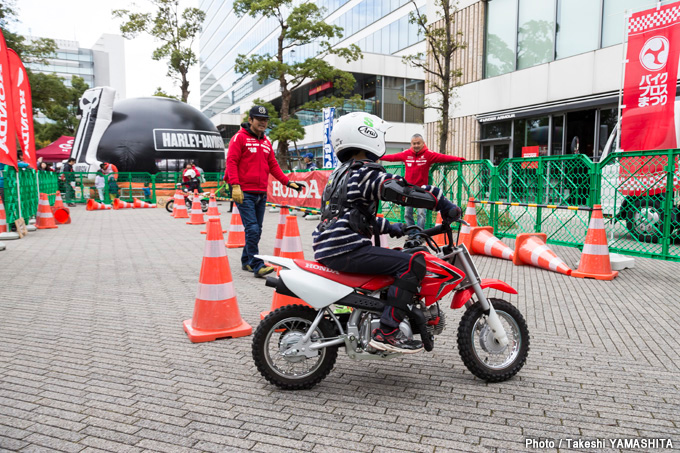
[455,247,510,348]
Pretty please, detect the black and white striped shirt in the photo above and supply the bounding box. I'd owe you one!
[312,161,454,261]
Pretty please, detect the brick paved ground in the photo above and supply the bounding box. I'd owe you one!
[0,204,678,452]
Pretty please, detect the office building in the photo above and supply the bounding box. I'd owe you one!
[25,34,126,99]
[199,0,428,160]
[427,0,675,164]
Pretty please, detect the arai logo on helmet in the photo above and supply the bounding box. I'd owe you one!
[358,126,378,138]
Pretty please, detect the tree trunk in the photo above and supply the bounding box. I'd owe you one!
[180,69,190,103]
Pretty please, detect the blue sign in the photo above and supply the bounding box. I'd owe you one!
[322,107,337,168]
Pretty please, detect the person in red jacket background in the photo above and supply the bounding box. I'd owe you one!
[226,105,302,278]
[380,134,464,234]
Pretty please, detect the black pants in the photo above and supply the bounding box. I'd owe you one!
[320,245,421,329]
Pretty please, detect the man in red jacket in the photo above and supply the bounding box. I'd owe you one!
[381,134,464,234]
[226,106,302,277]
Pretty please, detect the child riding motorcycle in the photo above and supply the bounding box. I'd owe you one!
[313,112,462,353]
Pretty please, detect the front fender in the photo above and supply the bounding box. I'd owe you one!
[450,279,517,309]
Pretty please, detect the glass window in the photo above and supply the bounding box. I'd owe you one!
[555,0,600,59]
[485,0,517,77]
[382,26,390,54]
[359,1,367,30]
[517,0,555,70]
[374,29,382,54]
[398,15,408,50]
[597,107,618,160]
[481,121,512,140]
[602,0,648,47]
[384,76,404,122]
[552,115,564,155]
[404,79,424,123]
[353,6,360,33]
[513,116,549,157]
[375,0,382,20]
[389,21,398,54]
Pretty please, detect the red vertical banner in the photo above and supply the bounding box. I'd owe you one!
[8,49,36,169]
[0,29,17,168]
[621,3,680,151]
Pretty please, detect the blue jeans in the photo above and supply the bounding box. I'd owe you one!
[237,192,267,273]
[404,206,427,234]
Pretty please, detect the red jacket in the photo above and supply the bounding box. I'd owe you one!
[226,124,289,192]
[381,145,463,186]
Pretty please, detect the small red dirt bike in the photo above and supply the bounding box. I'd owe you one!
[253,221,529,390]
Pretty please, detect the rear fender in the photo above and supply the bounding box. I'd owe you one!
[450,279,517,309]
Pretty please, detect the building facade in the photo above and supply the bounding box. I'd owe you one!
[425,0,674,164]
[199,0,429,162]
[25,34,126,100]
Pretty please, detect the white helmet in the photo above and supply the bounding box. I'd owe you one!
[332,112,390,163]
[185,169,196,179]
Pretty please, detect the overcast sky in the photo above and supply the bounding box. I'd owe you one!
[14,0,201,107]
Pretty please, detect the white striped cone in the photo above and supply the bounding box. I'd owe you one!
[36,193,58,229]
[183,218,252,342]
[457,197,478,248]
[468,226,513,261]
[513,233,571,276]
[173,193,189,218]
[273,207,289,256]
[572,205,618,280]
[225,204,245,248]
[0,198,7,234]
[206,193,220,220]
[280,215,304,260]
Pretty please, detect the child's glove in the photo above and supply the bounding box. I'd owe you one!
[388,222,406,238]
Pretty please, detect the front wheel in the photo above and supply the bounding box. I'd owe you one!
[201,199,209,212]
[457,298,529,382]
[165,199,174,213]
[252,305,338,390]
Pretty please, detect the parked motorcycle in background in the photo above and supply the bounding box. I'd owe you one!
[252,220,530,390]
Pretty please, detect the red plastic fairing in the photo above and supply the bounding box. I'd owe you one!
[450,279,518,309]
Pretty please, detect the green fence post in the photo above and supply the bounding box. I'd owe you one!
[490,164,499,233]
[535,158,544,233]
[151,174,157,204]
[661,149,675,257]
[589,156,600,207]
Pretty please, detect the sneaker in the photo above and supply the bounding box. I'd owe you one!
[255,266,276,278]
[242,265,253,272]
[369,328,424,354]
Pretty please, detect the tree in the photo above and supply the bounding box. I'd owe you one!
[32,75,89,148]
[152,86,180,100]
[113,0,205,102]
[402,0,465,154]
[234,0,363,170]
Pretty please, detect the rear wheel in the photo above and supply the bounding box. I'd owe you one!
[457,298,529,382]
[201,199,209,212]
[626,198,663,243]
[165,199,174,213]
[252,305,338,390]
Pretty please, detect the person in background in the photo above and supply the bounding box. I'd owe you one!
[107,174,119,203]
[101,162,118,180]
[380,134,464,236]
[142,182,151,200]
[296,153,317,171]
[95,165,106,201]
[226,105,302,278]
[60,157,77,207]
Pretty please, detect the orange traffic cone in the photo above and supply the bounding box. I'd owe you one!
[432,211,447,247]
[457,197,478,248]
[53,191,65,209]
[87,199,111,211]
[513,232,572,276]
[183,218,252,342]
[114,198,134,209]
[170,189,180,216]
[36,193,58,229]
[225,204,245,248]
[371,214,390,248]
[468,226,513,261]
[134,198,156,208]
[206,193,220,220]
[51,206,70,224]
[273,207,289,256]
[261,215,309,319]
[572,205,618,280]
[186,191,206,225]
[0,198,8,233]
[173,192,189,219]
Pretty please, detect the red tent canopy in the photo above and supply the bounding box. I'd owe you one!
[36,136,74,162]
